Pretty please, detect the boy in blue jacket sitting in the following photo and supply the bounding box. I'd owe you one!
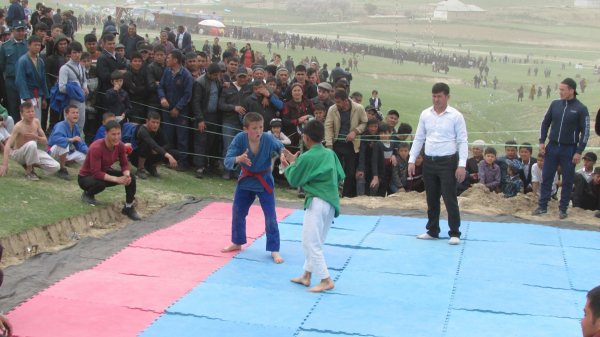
[47,105,88,181]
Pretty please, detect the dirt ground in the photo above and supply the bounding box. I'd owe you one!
[0,199,167,269]
[341,183,600,227]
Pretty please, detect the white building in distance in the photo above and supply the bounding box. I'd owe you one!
[432,0,486,20]
[574,0,600,7]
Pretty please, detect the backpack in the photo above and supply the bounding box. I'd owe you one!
[318,68,326,83]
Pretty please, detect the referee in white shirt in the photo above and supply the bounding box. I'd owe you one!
[408,83,468,245]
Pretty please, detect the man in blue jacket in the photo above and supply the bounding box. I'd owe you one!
[532,78,590,219]
[158,50,193,170]
[47,105,88,180]
[0,21,28,122]
[16,35,49,123]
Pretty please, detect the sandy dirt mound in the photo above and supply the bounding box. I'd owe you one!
[341,183,599,227]
[0,199,166,268]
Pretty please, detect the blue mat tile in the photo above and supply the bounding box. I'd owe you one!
[467,221,561,246]
[139,314,296,337]
[458,258,571,289]
[331,269,454,304]
[374,215,442,237]
[328,214,380,231]
[345,248,461,276]
[296,331,343,337]
[166,283,316,329]
[559,228,600,250]
[569,267,600,292]
[279,210,305,224]
[360,232,465,254]
[235,236,356,270]
[452,278,580,318]
[279,223,368,246]
[445,309,581,337]
[461,240,565,266]
[303,294,447,336]
[206,258,338,293]
[571,289,588,309]
[563,247,600,270]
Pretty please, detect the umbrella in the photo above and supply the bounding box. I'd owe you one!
[198,19,225,28]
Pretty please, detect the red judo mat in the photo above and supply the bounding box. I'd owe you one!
[5,202,295,337]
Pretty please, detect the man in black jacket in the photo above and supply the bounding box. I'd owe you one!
[123,51,148,123]
[532,78,590,219]
[284,64,317,101]
[131,110,179,179]
[192,62,222,178]
[218,66,252,180]
[119,23,144,60]
[96,33,126,110]
[146,44,166,117]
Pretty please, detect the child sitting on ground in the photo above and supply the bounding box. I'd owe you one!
[47,105,89,181]
[577,152,597,183]
[478,147,501,192]
[390,142,410,194]
[502,159,524,198]
[0,102,60,180]
[496,140,519,190]
[281,119,345,293]
[267,118,290,175]
[105,71,132,122]
[405,151,424,192]
[222,112,285,264]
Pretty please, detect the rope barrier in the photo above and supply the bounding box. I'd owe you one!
[45,74,599,150]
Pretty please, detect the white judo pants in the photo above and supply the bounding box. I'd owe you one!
[0,116,15,141]
[11,141,60,175]
[49,145,86,164]
[302,197,335,280]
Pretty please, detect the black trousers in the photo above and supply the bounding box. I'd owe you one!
[130,143,180,168]
[334,142,357,198]
[194,113,222,170]
[571,173,599,211]
[78,169,137,203]
[423,154,461,238]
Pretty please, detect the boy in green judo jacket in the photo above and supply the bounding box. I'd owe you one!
[281,119,345,292]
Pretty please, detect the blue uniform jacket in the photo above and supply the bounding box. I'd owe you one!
[539,98,590,154]
[224,132,284,193]
[0,39,28,78]
[47,121,89,154]
[16,53,49,99]
[158,65,193,112]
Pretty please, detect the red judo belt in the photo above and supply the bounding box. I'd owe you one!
[237,167,273,194]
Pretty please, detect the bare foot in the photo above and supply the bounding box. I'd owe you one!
[291,272,311,287]
[307,278,334,293]
[221,243,242,252]
[271,251,284,264]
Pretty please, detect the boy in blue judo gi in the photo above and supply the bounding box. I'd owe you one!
[221,112,285,263]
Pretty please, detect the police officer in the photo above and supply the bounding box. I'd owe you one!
[0,20,29,122]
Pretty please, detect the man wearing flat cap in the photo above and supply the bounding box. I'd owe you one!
[532,78,590,220]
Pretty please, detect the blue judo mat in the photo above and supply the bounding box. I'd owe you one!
[140,210,593,336]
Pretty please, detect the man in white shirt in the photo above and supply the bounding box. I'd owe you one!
[408,83,468,245]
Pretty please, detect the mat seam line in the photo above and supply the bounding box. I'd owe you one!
[293,217,383,337]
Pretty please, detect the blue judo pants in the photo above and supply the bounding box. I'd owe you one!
[539,142,576,211]
[231,185,280,252]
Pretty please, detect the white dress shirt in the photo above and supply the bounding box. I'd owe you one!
[177,33,184,49]
[409,105,469,167]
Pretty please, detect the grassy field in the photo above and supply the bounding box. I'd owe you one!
[0,1,599,237]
